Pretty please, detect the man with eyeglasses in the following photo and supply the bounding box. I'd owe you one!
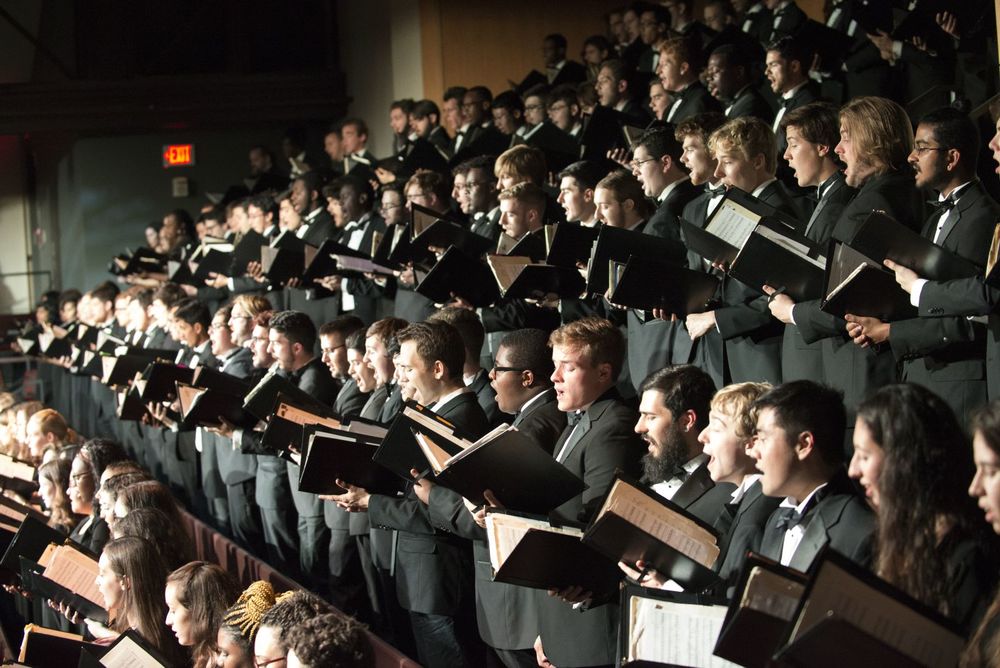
[453,86,508,164]
[458,156,501,243]
[837,107,999,423]
[546,84,583,138]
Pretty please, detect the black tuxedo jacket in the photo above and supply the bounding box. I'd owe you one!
[666,81,722,125]
[467,368,505,427]
[775,81,820,156]
[759,470,874,572]
[299,208,336,247]
[286,358,339,518]
[552,60,587,87]
[333,376,369,419]
[768,1,807,43]
[368,392,487,615]
[510,388,565,454]
[781,173,855,382]
[726,86,774,123]
[741,4,773,46]
[795,169,924,410]
[712,479,782,588]
[889,180,998,418]
[669,462,736,525]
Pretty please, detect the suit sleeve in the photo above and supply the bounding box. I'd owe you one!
[426,486,485,542]
[368,491,436,535]
[713,285,774,340]
[919,277,999,317]
[889,315,981,361]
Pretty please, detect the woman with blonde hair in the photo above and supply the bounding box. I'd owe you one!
[165,562,240,668]
[25,408,78,465]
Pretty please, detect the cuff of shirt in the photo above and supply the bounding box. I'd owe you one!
[233,429,244,450]
[892,40,903,59]
[910,279,928,307]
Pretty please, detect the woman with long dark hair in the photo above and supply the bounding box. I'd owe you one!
[37,456,78,534]
[964,401,1000,666]
[850,384,998,630]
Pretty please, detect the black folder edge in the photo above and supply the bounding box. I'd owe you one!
[19,555,109,625]
[84,628,172,667]
[609,255,720,314]
[619,583,729,667]
[1,516,67,573]
[581,472,721,591]
[297,427,401,496]
[773,548,964,664]
[712,552,808,667]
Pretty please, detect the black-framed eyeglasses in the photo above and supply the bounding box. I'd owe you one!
[492,365,527,374]
[630,157,658,169]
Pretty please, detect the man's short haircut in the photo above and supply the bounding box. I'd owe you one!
[295,171,325,204]
[547,84,580,110]
[214,303,233,323]
[752,380,847,466]
[583,34,612,53]
[919,106,981,171]
[459,155,498,179]
[59,288,82,310]
[89,280,120,305]
[674,111,728,146]
[443,86,468,104]
[558,160,606,191]
[366,317,409,346]
[642,5,671,27]
[766,35,811,69]
[710,382,772,440]
[467,85,494,105]
[284,612,373,668]
[390,98,415,115]
[172,299,211,329]
[599,58,630,85]
[493,90,526,114]
[233,294,271,319]
[595,169,655,218]
[411,99,441,120]
[549,316,626,378]
[838,96,914,174]
[341,117,369,138]
[637,125,684,161]
[544,33,568,50]
[498,181,547,212]
[523,83,550,101]
[639,365,717,431]
[780,101,841,152]
[268,310,317,352]
[397,321,465,381]
[495,145,547,185]
[661,36,705,73]
[429,307,485,361]
[709,116,777,174]
[132,288,154,310]
[258,591,332,650]
[318,314,366,339]
[336,174,376,208]
[153,283,187,308]
[704,0,736,17]
[345,330,366,354]
[499,329,555,387]
[405,170,451,204]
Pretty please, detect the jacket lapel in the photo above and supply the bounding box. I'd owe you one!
[671,463,714,509]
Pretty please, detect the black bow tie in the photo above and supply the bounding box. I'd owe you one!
[671,466,691,482]
[705,184,726,197]
[567,410,584,426]
[928,197,958,213]
[775,489,826,531]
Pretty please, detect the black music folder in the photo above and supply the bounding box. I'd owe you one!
[231,230,265,276]
[297,427,402,496]
[300,238,370,283]
[416,247,500,307]
[372,402,463,480]
[176,384,257,430]
[79,629,171,667]
[772,550,965,668]
[19,625,105,667]
[544,222,600,268]
[416,426,585,513]
[137,362,193,403]
[586,225,687,294]
[1,516,65,573]
[484,510,622,598]
[727,223,827,302]
[410,204,493,257]
[609,256,719,314]
[487,255,586,300]
[849,211,982,281]
[819,242,917,321]
[242,370,334,421]
[713,554,808,668]
[619,585,732,667]
[582,475,721,593]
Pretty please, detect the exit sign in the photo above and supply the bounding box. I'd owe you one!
[163,144,195,167]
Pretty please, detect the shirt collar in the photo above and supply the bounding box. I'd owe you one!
[518,388,551,415]
[658,175,690,203]
[431,386,469,411]
[780,481,829,512]
[941,180,974,202]
[751,177,777,198]
[731,473,761,504]
[782,80,808,100]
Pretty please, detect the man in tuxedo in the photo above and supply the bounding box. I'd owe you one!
[660,36,722,124]
[340,118,378,177]
[454,86,509,162]
[556,160,601,227]
[686,117,799,384]
[634,365,733,521]
[410,99,453,158]
[459,156,501,243]
[595,59,652,128]
[248,145,288,195]
[766,36,820,160]
[429,307,504,427]
[442,86,467,139]
[422,327,564,668]
[393,172,452,323]
[546,84,584,138]
[335,321,487,668]
[319,315,367,417]
[707,43,773,122]
[535,317,645,668]
[739,0,773,46]
[751,381,874,571]
[491,91,527,139]
[637,5,672,80]
[766,102,854,382]
[765,0,807,44]
[268,310,339,592]
[166,299,218,517]
[542,33,587,87]
[332,176,386,325]
[767,96,924,416]
[627,127,700,389]
[842,108,999,423]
